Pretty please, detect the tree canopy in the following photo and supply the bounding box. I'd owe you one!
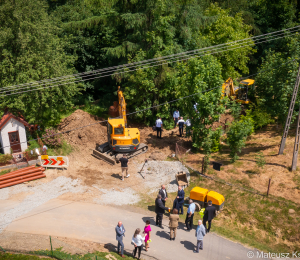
[0,0,300,152]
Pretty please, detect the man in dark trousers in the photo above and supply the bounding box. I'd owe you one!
[158,184,168,206]
[185,199,196,231]
[173,186,185,214]
[155,117,163,139]
[203,200,217,233]
[155,194,170,229]
[177,117,185,137]
[173,109,180,128]
[119,154,130,181]
[115,221,126,258]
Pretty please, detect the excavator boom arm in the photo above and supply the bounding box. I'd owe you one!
[222,77,235,98]
[118,86,127,127]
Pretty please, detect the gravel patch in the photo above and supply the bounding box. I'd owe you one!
[0,176,85,233]
[0,188,9,200]
[93,187,140,206]
[135,161,190,193]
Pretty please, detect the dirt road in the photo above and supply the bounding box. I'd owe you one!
[2,198,267,260]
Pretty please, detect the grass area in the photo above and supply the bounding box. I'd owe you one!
[81,103,108,118]
[27,139,73,157]
[135,171,300,254]
[0,252,41,259]
[190,175,300,253]
[0,169,13,176]
[47,141,73,156]
[1,249,136,260]
[293,173,300,189]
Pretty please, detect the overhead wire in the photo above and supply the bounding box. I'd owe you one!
[3,25,300,90]
[0,26,299,95]
[1,27,298,93]
[1,30,299,96]
[1,57,299,151]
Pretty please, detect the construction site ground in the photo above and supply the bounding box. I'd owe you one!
[0,109,300,257]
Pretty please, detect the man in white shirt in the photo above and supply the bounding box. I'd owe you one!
[186,199,196,231]
[185,116,191,137]
[155,117,163,139]
[194,103,198,113]
[177,117,185,137]
[173,109,180,128]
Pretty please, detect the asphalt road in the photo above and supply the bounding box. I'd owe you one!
[2,199,267,260]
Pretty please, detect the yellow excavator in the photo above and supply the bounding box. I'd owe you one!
[92,86,148,165]
[222,77,255,104]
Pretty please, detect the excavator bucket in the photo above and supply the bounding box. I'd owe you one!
[176,171,189,189]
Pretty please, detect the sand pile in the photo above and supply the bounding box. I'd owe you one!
[58,109,107,148]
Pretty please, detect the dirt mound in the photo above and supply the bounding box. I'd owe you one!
[58,109,107,149]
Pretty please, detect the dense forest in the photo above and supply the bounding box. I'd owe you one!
[1,0,300,158]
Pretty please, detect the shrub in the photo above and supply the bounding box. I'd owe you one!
[27,140,40,150]
[0,154,13,164]
[229,100,242,120]
[226,116,254,162]
[247,105,274,129]
[256,152,266,168]
[42,128,63,148]
[24,150,38,161]
[202,128,223,154]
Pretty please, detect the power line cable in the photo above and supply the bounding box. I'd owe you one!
[1,57,298,151]
[1,30,298,96]
[1,26,299,94]
[1,27,298,93]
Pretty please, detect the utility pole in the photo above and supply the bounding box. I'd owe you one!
[278,65,300,171]
[278,65,300,154]
[292,105,300,170]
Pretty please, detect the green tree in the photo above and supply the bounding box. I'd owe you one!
[255,38,300,125]
[201,4,255,79]
[226,115,254,162]
[57,0,254,124]
[175,56,225,151]
[0,0,80,126]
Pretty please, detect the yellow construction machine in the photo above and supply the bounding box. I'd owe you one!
[222,77,255,104]
[92,86,148,165]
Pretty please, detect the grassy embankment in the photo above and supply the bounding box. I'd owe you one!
[135,170,300,254]
[1,250,135,260]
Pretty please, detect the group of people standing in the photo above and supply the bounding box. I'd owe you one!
[155,109,192,139]
[115,184,217,258]
[155,185,217,253]
[115,220,152,259]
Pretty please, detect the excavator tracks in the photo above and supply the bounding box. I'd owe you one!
[92,143,148,165]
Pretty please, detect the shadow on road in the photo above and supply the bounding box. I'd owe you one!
[142,216,156,225]
[105,241,161,260]
[156,230,170,240]
[104,242,134,257]
[180,240,195,251]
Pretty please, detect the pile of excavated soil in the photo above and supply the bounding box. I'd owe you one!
[58,110,107,149]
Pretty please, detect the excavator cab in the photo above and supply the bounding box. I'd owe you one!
[107,118,140,153]
[235,79,255,105]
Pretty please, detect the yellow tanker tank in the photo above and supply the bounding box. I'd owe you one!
[190,187,209,207]
[207,191,225,210]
